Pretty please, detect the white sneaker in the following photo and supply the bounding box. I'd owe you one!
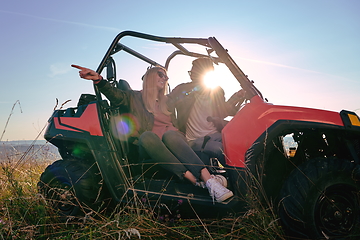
[206,178,234,202]
[211,174,228,188]
[195,175,227,188]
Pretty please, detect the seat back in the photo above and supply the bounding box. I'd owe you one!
[117,79,131,91]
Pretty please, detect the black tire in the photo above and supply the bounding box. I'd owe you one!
[38,159,110,218]
[278,157,360,239]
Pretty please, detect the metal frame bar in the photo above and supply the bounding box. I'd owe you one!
[94,30,262,101]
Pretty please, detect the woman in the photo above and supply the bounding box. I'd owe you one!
[71,64,233,202]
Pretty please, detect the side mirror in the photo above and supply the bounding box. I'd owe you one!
[106,57,117,86]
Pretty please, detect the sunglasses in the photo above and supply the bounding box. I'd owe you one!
[157,71,169,80]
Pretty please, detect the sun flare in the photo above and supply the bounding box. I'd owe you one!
[203,70,218,89]
[203,64,239,90]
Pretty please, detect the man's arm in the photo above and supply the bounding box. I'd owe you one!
[225,89,246,116]
[212,87,245,118]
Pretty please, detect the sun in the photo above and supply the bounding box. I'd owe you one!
[203,64,238,87]
[203,64,242,98]
[203,70,218,89]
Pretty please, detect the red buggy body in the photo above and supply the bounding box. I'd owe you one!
[223,95,344,168]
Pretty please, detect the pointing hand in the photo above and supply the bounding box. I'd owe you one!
[71,64,102,81]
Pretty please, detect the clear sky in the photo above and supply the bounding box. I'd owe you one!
[1,0,359,141]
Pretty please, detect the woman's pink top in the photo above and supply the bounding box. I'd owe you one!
[152,101,177,138]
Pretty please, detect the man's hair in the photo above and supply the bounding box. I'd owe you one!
[192,58,214,71]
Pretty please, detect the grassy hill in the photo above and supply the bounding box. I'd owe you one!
[0,140,59,162]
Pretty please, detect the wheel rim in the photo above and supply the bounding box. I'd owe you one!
[315,184,359,236]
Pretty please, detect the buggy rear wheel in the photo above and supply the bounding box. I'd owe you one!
[38,158,109,218]
[278,157,360,239]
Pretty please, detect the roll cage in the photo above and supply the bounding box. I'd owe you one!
[93,30,263,101]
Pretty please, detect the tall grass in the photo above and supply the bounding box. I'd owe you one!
[0,143,285,239]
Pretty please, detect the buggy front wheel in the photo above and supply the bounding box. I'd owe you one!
[38,158,110,218]
[278,157,360,239]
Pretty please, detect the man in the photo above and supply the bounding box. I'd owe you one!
[168,58,245,167]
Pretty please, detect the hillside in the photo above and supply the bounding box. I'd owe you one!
[0,140,59,162]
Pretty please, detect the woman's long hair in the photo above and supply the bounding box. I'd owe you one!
[142,66,171,116]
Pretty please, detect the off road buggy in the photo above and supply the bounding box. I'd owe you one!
[38,31,360,239]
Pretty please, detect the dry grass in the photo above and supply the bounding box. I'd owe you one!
[0,141,287,239]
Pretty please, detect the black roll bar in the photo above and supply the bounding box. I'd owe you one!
[116,43,163,67]
[94,30,262,101]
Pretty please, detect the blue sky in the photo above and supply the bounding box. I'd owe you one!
[1,0,359,141]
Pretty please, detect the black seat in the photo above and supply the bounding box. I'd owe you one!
[117,79,131,91]
[116,79,131,114]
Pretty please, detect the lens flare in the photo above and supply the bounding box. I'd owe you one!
[111,114,139,141]
[72,145,85,158]
[203,70,219,89]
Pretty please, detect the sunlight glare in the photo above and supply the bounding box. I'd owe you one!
[203,70,218,89]
[204,64,240,94]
